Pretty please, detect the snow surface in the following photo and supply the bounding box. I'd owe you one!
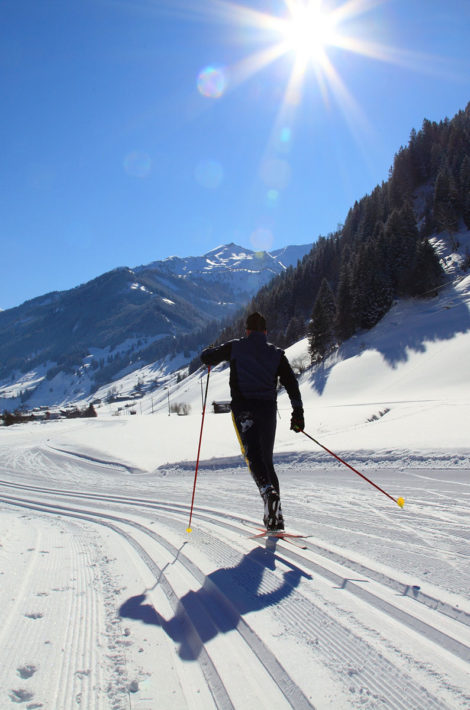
[1,265,470,708]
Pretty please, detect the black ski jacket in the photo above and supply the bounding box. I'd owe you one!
[200,332,303,409]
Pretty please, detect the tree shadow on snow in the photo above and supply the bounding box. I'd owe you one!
[119,541,310,661]
[310,284,470,396]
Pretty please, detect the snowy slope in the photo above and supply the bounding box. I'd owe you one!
[1,237,469,708]
[0,421,469,708]
[46,238,469,470]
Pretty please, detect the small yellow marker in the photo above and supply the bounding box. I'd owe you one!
[186,527,192,533]
[397,497,405,508]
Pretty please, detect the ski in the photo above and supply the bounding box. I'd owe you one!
[249,527,308,549]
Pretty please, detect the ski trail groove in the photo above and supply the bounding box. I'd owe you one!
[1,477,467,630]
[1,494,313,710]
[139,499,470,641]
[144,509,465,710]
[3,478,469,669]
[2,491,463,709]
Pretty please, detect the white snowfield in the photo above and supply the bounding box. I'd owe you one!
[1,271,470,708]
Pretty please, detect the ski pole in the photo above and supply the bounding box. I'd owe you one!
[187,366,211,532]
[299,429,405,508]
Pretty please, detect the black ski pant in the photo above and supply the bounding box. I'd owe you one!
[231,399,280,496]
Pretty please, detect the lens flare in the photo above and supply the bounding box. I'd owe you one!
[267,189,279,202]
[123,151,152,178]
[194,159,224,189]
[259,157,291,191]
[250,226,274,252]
[197,65,228,98]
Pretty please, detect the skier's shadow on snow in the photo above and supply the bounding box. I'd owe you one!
[119,542,310,661]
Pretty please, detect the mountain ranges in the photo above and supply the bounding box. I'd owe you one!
[0,242,312,406]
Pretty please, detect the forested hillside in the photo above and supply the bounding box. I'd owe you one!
[216,102,470,360]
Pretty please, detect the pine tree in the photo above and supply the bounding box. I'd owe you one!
[284,316,305,347]
[308,279,336,363]
[357,187,385,242]
[433,167,459,233]
[459,156,470,229]
[335,248,356,341]
[388,145,417,210]
[382,203,420,295]
[384,208,405,292]
[408,240,444,297]
[342,201,361,245]
[351,242,393,330]
[396,202,420,294]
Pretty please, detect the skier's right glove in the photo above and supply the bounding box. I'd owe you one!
[290,407,304,433]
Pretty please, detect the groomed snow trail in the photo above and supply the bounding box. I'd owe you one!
[1,443,469,709]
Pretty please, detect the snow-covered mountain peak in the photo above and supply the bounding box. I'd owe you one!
[136,242,312,279]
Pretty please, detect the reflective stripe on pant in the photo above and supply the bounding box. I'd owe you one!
[231,400,280,495]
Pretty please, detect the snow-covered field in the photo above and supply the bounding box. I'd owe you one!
[1,271,470,709]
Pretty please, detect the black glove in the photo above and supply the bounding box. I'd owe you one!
[290,407,304,433]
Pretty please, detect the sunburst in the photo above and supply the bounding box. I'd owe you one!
[187,0,444,124]
[132,0,447,247]
[188,0,391,152]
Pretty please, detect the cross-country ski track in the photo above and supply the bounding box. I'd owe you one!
[1,442,469,710]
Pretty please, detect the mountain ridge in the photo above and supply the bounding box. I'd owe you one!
[0,241,313,408]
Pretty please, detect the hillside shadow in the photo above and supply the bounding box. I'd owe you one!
[119,543,310,661]
[371,286,470,367]
[310,284,470,396]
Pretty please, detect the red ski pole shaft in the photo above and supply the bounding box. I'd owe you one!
[187,366,211,532]
[300,430,404,508]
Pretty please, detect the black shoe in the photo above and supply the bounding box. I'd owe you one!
[266,519,285,532]
[262,486,282,531]
[271,512,284,532]
[265,507,284,532]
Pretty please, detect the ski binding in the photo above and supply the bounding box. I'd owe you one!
[250,527,308,549]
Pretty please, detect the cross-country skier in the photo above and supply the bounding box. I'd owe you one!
[200,312,305,531]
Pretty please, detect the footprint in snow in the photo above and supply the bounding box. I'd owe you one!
[17,665,37,679]
[9,688,34,703]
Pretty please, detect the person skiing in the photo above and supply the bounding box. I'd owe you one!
[200,312,304,531]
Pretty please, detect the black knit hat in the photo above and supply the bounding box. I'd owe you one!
[245,312,267,331]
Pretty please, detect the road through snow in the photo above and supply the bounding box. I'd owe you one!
[1,438,469,710]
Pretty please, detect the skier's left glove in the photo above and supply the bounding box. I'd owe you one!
[290,407,304,433]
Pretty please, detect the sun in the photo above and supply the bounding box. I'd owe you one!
[160,0,439,176]
[282,1,339,64]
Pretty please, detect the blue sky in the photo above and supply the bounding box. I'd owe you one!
[1,0,470,310]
